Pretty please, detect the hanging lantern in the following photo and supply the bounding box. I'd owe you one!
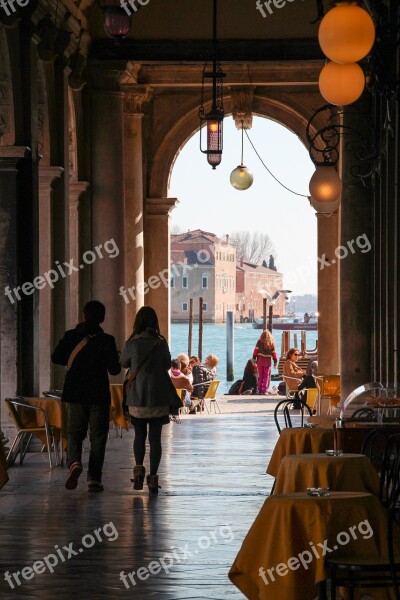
[318,4,375,64]
[309,196,341,214]
[230,120,253,190]
[102,0,131,39]
[309,166,342,203]
[319,61,365,105]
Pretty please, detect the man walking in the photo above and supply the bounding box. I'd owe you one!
[52,301,121,492]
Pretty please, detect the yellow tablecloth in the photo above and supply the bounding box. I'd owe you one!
[308,415,336,428]
[266,427,335,477]
[0,438,9,489]
[273,453,380,495]
[229,491,394,600]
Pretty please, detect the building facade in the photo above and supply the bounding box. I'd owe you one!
[171,230,236,323]
[236,260,285,322]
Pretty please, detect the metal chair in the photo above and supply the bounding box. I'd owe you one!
[204,380,221,413]
[283,375,303,401]
[5,398,60,469]
[351,407,377,421]
[361,428,391,475]
[273,399,312,434]
[314,375,341,415]
[175,388,188,420]
[328,435,400,600]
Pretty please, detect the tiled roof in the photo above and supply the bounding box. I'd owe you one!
[236,260,282,276]
[171,229,226,245]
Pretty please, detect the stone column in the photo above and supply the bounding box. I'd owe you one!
[316,211,340,375]
[0,147,29,436]
[69,180,89,328]
[144,197,179,340]
[89,71,125,353]
[38,166,64,393]
[122,87,152,336]
[339,106,374,398]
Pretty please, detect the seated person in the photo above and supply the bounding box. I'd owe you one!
[191,354,219,411]
[170,358,194,409]
[241,359,258,394]
[177,353,193,384]
[283,348,306,406]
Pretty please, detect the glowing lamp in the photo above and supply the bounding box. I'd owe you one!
[318,4,375,64]
[309,196,341,215]
[319,61,365,105]
[309,166,342,203]
[230,165,254,191]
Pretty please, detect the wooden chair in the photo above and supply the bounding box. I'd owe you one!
[5,398,60,469]
[315,375,340,415]
[273,399,312,433]
[204,380,221,413]
[327,435,400,600]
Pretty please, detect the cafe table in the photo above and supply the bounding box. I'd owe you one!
[273,453,380,495]
[266,427,335,478]
[229,491,392,600]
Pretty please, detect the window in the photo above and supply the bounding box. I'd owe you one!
[182,302,188,311]
[202,274,208,289]
[170,276,175,288]
[182,275,188,288]
[203,302,207,311]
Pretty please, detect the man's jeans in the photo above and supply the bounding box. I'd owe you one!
[67,403,109,482]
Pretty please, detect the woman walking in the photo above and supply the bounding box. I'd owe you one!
[252,330,277,395]
[121,306,176,494]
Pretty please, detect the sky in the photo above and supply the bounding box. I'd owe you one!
[169,116,318,295]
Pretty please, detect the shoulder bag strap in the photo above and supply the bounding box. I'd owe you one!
[66,333,100,371]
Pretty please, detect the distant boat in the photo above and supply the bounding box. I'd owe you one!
[252,314,318,330]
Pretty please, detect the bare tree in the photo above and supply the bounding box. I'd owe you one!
[230,231,277,266]
[171,223,184,235]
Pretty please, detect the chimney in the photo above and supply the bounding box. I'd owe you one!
[225,234,229,244]
[240,258,243,267]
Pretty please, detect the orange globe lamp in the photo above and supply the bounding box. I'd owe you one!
[318,3,375,64]
[309,166,343,203]
[319,61,365,105]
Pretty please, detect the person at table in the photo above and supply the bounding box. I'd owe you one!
[51,300,121,492]
[283,348,317,405]
[170,358,194,410]
[252,330,278,394]
[191,354,219,412]
[120,306,178,494]
[177,353,193,384]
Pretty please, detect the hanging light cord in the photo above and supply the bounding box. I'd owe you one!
[244,129,310,198]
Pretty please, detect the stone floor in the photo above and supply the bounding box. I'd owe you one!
[0,396,279,600]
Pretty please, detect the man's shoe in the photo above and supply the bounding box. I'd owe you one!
[130,465,146,490]
[65,462,83,490]
[87,480,104,492]
[146,474,160,494]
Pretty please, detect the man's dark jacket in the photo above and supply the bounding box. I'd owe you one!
[51,322,121,404]
[192,364,214,399]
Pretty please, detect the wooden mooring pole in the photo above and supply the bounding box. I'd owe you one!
[188,298,193,357]
[198,296,203,361]
[226,311,234,381]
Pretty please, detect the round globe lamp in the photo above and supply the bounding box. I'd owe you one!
[309,195,341,214]
[102,0,131,39]
[309,166,342,203]
[230,165,254,191]
[318,4,375,64]
[319,61,365,105]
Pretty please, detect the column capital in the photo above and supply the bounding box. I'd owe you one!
[69,180,90,205]
[123,86,153,115]
[0,146,31,171]
[231,87,254,129]
[39,166,64,191]
[145,197,179,217]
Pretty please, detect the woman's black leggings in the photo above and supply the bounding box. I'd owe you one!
[133,421,163,475]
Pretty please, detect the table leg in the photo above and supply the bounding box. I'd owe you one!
[317,580,327,599]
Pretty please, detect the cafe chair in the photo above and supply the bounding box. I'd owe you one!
[361,428,391,475]
[175,389,188,419]
[379,434,400,507]
[204,380,221,414]
[5,398,60,469]
[314,375,341,415]
[283,375,303,402]
[351,407,377,421]
[274,399,312,433]
[328,436,400,600]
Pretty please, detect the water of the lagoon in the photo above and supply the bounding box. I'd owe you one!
[170,322,318,394]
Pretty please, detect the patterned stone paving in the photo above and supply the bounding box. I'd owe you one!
[0,407,279,600]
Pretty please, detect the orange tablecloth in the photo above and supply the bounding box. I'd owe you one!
[109,384,129,431]
[266,427,335,477]
[0,438,8,489]
[229,491,393,600]
[273,453,380,495]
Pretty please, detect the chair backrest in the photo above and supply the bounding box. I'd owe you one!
[283,375,302,392]
[305,388,319,411]
[361,428,391,473]
[175,388,185,401]
[380,434,400,507]
[316,375,340,397]
[351,407,377,422]
[204,380,220,400]
[273,399,312,433]
[5,398,26,431]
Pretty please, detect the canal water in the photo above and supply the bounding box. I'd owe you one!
[170,322,318,393]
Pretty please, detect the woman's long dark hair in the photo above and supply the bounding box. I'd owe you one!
[129,306,160,340]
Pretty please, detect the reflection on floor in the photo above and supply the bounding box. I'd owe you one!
[0,414,278,599]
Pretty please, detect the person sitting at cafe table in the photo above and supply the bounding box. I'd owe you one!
[51,300,121,492]
[283,348,309,407]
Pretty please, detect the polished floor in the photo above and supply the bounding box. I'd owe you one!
[0,409,278,600]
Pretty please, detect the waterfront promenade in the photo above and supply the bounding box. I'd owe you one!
[0,396,279,600]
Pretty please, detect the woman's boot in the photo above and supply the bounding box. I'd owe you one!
[146,474,160,494]
[130,465,146,490]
